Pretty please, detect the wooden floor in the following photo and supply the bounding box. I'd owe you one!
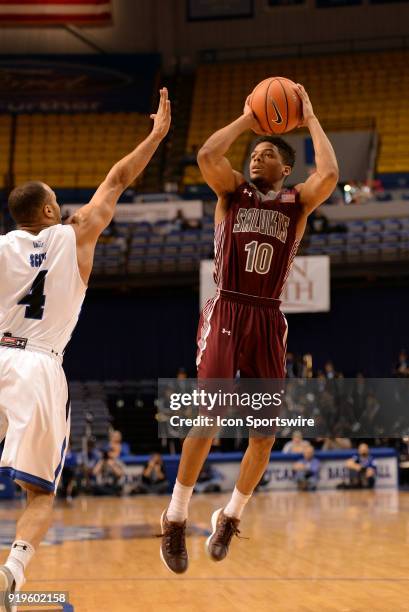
[1,490,409,612]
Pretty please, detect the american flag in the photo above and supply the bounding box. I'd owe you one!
[0,0,112,25]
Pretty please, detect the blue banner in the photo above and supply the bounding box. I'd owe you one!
[0,54,160,113]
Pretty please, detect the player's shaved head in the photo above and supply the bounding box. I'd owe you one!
[8,181,54,224]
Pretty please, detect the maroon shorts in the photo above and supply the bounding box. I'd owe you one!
[196,289,288,379]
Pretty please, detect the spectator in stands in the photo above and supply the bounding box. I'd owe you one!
[59,443,78,503]
[338,443,377,489]
[255,468,273,491]
[176,367,187,380]
[359,391,384,435]
[345,180,373,205]
[81,438,101,491]
[92,449,125,496]
[175,367,191,397]
[301,353,313,378]
[292,445,321,491]
[326,183,344,205]
[286,352,299,378]
[99,219,119,241]
[133,453,168,494]
[395,349,409,377]
[398,436,409,487]
[349,373,369,423]
[195,461,224,493]
[181,144,199,167]
[98,219,127,251]
[307,208,330,234]
[174,208,202,231]
[306,166,343,205]
[283,431,311,454]
[321,437,352,450]
[324,360,336,379]
[108,430,130,459]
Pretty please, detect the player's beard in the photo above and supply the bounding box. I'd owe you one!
[251,175,281,194]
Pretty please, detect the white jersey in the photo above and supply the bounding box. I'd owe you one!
[0,224,86,357]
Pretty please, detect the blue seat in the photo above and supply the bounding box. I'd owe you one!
[160,256,177,267]
[144,257,160,270]
[177,253,197,268]
[382,218,401,232]
[131,235,148,245]
[346,233,364,245]
[398,229,409,241]
[180,243,197,254]
[400,217,409,225]
[305,246,325,255]
[364,219,383,232]
[360,244,380,260]
[127,260,143,273]
[346,221,365,233]
[134,222,151,233]
[163,245,178,255]
[116,223,130,237]
[380,243,399,260]
[146,246,162,257]
[375,192,392,202]
[327,233,345,246]
[309,234,328,246]
[129,247,145,257]
[182,230,201,242]
[364,232,382,244]
[325,245,343,261]
[382,232,399,243]
[149,234,165,245]
[345,245,360,260]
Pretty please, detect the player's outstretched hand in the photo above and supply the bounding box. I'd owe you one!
[243,95,266,135]
[296,84,315,127]
[150,87,171,140]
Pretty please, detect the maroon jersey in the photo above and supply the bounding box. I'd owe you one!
[214,182,303,300]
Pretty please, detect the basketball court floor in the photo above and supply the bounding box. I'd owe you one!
[1,490,408,611]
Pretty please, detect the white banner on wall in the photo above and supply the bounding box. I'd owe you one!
[210,456,397,491]
[200,255,330,313]
[61,200,203,223]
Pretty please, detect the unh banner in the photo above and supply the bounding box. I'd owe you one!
[200,255,330,313]
[210,455,397,491]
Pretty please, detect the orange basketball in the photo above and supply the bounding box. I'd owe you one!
[249,77,302,135]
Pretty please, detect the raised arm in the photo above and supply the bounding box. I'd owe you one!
[197,98,264,221]
[295,85,339,215]
[71,88,171,245]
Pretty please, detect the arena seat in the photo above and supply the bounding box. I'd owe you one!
[184,49,409,184]
[13,112,150,189]
[0,115,11,188]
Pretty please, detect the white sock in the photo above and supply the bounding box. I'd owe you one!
[224,487,252,520]
[5,540,35,590]
[166,480,194,522]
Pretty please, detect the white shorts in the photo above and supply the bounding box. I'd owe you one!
[0,346,70,493]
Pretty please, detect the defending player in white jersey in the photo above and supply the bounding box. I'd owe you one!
[0,88,171,609]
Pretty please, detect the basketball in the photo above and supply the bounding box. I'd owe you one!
[249,77,302,135]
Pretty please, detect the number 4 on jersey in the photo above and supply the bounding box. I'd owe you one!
[18,270,48,320]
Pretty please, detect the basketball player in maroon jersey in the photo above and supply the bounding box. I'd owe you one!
[159,85,338,573]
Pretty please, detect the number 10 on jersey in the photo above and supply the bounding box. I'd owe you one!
[244,241,274,275]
